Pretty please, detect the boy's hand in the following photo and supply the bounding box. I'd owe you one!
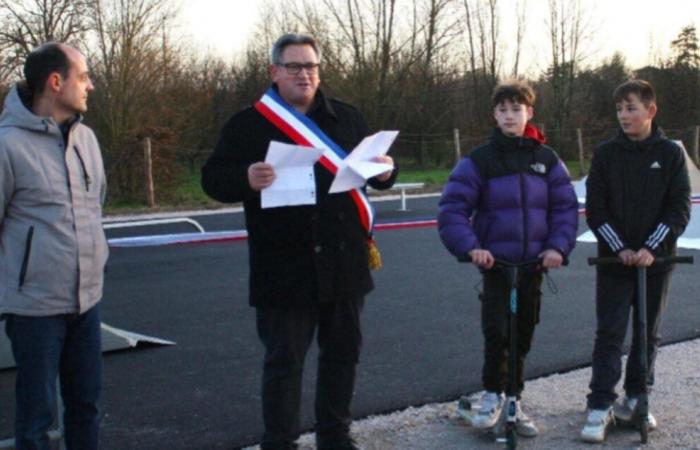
[539,249,563,268]
[618,249,637,266]
[468,249,495,269]
[635,248,655,267]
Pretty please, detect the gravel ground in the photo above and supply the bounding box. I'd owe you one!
[245,338,700,449]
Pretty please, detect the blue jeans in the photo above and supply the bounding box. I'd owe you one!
[5,304,102,450]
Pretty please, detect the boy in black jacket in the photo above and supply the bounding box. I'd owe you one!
[580,79,691,443]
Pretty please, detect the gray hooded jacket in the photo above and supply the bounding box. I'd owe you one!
[0,85,108,316]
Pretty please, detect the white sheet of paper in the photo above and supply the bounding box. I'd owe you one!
[348,160,394,179]
[261,141,323,209]
[329,130,398,193]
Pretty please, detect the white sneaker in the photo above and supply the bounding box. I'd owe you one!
[580,407,614,443]
[614,396,658,430]
[471,391,504,429]
[515,400,539,437]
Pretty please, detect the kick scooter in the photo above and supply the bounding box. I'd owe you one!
[458,256,545,450]
[587,255,694,443]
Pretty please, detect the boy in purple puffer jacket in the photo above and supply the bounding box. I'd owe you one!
[438,80,578,437]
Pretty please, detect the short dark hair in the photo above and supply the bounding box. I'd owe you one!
[613,79,656,107]
[270,33,321,64]
[491,79,536,108]
[23,42,70,96]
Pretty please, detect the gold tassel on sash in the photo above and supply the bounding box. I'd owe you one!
[368,239,382,270]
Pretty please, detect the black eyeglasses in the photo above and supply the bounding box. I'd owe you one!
[278,62,320,75]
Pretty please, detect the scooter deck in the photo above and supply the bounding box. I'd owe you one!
[456,395,481,426]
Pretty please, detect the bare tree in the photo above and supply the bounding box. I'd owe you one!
[462,0,500,85]
[327,0,398,111]
[511,0,527,77]
[484,0,499,84]
[421,0,460,81]
[460,0,500,130]
[462,0,479,102]
[545,0,587,145]
[87,0,176,139]
[413,0,460,164]
[0,0,90,81]
[302,0,420,125]
[466,0,499,87]
[86,0,179,199]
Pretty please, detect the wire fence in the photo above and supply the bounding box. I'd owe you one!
[144,125,700,171]
[104,125,700,206]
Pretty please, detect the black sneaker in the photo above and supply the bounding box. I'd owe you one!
[317,436,361,450]
[260,443,298,450]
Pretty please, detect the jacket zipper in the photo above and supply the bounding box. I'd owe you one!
[73,145,91,191]
[18,226,34,290]
[520,173,528,260]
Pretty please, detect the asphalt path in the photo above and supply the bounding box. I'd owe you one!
[1,196,698,450]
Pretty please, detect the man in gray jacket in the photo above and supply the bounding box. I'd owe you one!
[0,42,108,449]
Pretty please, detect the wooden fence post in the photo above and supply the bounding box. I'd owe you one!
[576,128,585,176]
[143,137,155,207]
[453,128,461,165]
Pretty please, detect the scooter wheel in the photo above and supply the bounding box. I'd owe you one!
[506,427,517,450]
[458,397,472,411]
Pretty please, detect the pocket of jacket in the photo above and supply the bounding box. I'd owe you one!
[18,226,34,290]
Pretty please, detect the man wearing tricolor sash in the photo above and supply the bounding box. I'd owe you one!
[201,33,396,450]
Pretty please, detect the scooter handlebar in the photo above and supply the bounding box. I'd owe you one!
[588,255,694,266]
[458,255,568,268]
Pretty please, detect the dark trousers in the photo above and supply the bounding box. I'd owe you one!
[5,305,102,450]
[480,270,542,396]
[256,297,364,450]
[587,272,671,409]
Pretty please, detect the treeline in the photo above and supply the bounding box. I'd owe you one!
[0,0,699,205]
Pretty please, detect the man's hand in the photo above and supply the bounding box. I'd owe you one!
[372,155,394,182]
[248,162,275,191]
[635,248,655,267]
[539,249,563,269]
[468,249,495,269]
[618,249,637,266]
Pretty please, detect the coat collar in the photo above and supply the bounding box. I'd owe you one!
[269,83,337,120]
[490,124,544,152]
[613,121,665,151]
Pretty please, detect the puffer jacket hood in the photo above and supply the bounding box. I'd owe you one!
[489,126,544,154]
[523,123,546,144]
[0,83,79,134]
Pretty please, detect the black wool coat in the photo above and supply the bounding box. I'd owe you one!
[201,88,397,308]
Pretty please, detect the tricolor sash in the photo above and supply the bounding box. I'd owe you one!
[254,88,375,236]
